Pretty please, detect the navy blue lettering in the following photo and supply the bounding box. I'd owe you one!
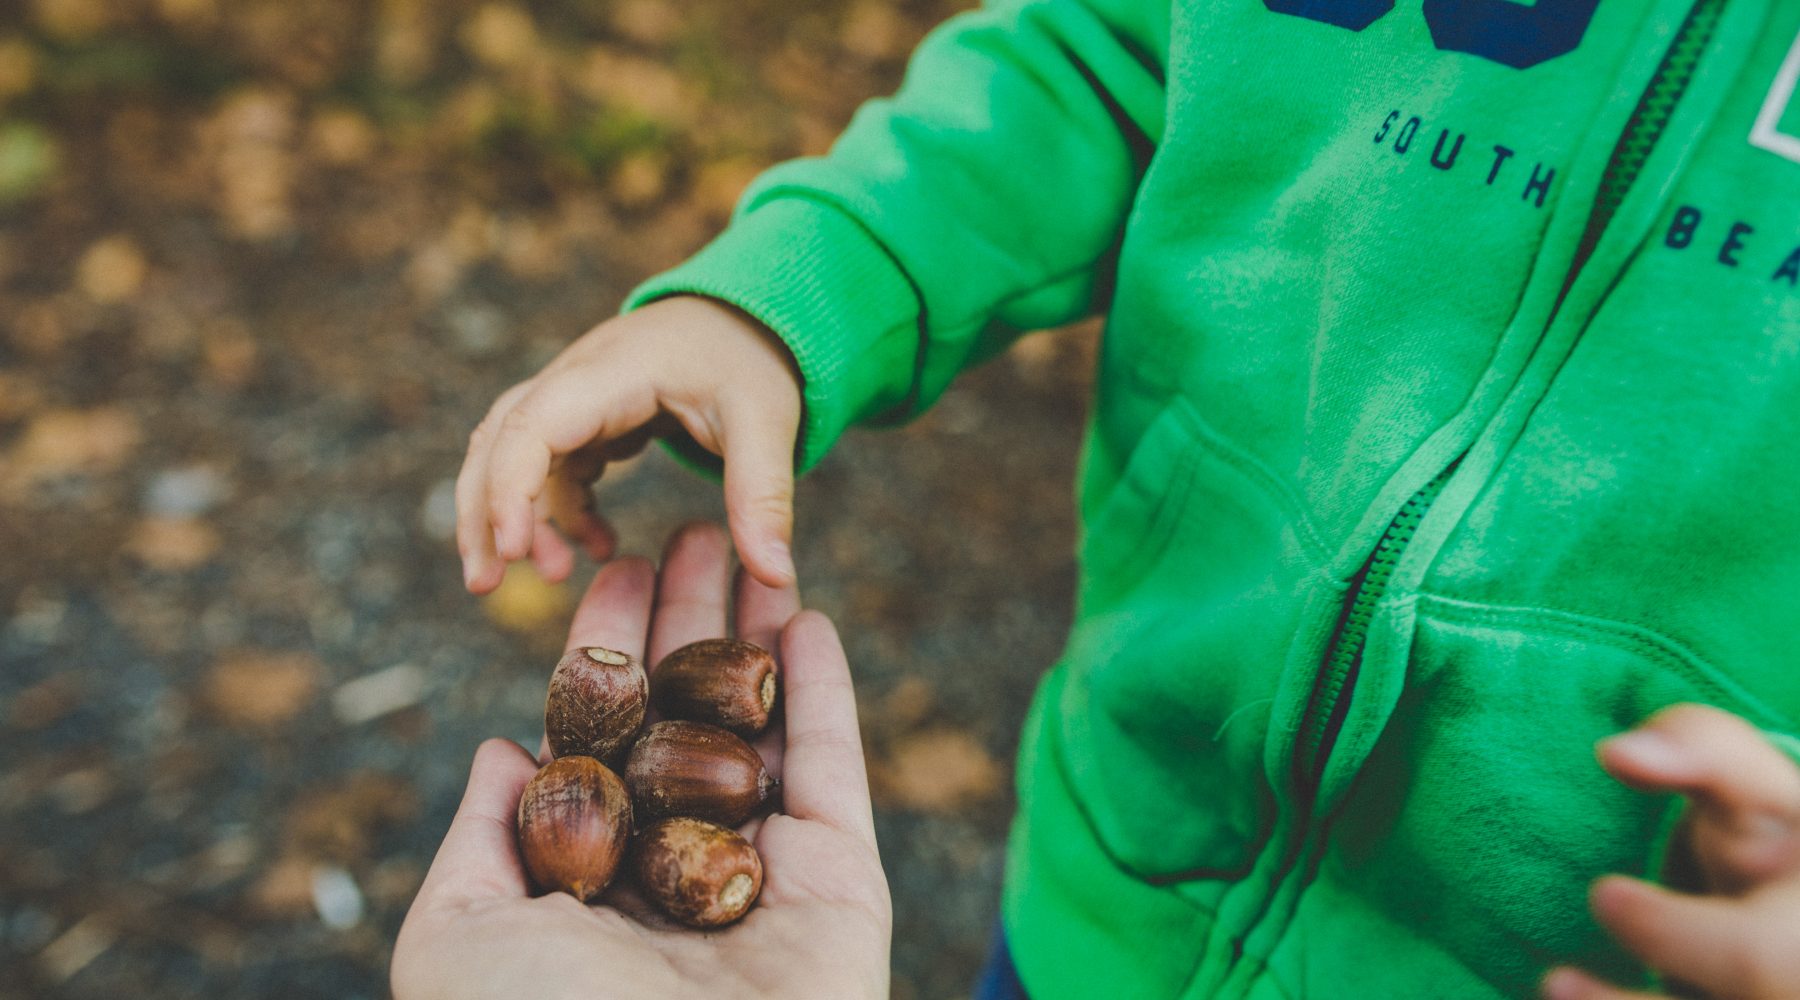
[1719,222,1753,268]
[1422,0,1603,69]
[1375,110,1399,143]
[1665,206,1701,249]
[1775,247,1800,286]
[1393,116,1421,154]
[1523,163,1555,208]
[1487,145,1514,185]
[1429,130,1464,169]
[1269,0,1601,69]
[1263,0,1392,31]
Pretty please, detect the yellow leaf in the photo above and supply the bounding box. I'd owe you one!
[482,563,572,633]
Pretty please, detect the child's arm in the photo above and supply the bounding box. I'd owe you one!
[458,0,1169,591]
[1542,705,1800,999]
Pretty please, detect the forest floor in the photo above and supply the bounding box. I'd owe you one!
[0,1,1099,997]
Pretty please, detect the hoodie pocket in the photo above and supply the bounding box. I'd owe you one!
[1056,397,1326,880]
[1302,599,1797,996]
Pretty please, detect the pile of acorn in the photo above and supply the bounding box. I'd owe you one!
[516,639,779,928]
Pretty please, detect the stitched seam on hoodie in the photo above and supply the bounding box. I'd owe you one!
[1413,592,1793,729]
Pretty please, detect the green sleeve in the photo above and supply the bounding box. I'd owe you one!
[623,0,1169,471]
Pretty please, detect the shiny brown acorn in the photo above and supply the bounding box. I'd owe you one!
[516,755,633,901]
[653,638,779,737]
[633,817,764,928]
[545,646,648,762]
[624,720,776,826]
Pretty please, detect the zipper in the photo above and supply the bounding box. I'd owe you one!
[1296,463,1455,791]
[1296,0,1728,801]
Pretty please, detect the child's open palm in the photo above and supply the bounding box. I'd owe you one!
[1545,704,1800,999]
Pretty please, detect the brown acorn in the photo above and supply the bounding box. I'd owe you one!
[545,646,648,762]
[516,755,633,901]
[633,817,764,928]
[624,720,776,826]
[653,638,779,737]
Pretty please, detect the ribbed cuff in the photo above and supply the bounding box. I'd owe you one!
[622,195,921,473]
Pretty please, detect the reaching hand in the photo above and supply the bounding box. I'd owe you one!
[394,525,890,1000]
[455,295,803,594]
[1542,704,1800,1000]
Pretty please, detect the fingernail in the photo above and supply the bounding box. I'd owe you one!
[766,539,795,582]
[1603,731,1687,773]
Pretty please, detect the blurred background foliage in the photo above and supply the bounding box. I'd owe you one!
[0,0,1100,997]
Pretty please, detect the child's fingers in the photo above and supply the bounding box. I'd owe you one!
[484,367,658,564]
[1600,704,1800,888]
[777,611,875,850]
[1539,966,1659,1000]
[718,393,800,588]
[1589,874,1800,997]
[456,382,533,592]
[529,520,576,584]
[735,565,802,780]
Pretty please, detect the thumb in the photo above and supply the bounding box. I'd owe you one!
[718,391,800,588]
[1600,704,1800,891]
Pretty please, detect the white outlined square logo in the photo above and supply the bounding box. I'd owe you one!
[1751,28,1800,164]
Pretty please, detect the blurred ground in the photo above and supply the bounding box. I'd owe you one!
[0,2,1099,998]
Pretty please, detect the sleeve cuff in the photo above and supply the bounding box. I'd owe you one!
[621,194,922,473]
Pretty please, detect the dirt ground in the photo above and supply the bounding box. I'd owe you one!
[0,2,1098,997]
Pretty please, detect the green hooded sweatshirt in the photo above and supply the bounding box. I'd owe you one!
[626,0,1800,995]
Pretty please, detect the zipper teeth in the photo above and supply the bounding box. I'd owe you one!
[1302,464,1456,782]
[1302,0,1727,785]
[1571,0,1725,270]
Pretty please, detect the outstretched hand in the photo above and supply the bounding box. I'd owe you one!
[455,297,803,594]
[393,525,890,1000]
[1543,704,1800,1000]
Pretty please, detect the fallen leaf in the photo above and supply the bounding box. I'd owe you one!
[207,88,297,240]
[125,516,221,571]
[608,152,668,210]
[840,2,910,61]
[4,406,141,489]
[460,4,538,70]
[0,368,44,422]
[482,563,572,633]
[247,854,315,918]
[36,915,114,984]
[609,0,681,46]
[32,0,111,41]
[284,772,419,861]
[0,37,39,101]
[308,108,377,166]
[76,235,148,304]
[870,727,1002,814]
[203,650,321,728]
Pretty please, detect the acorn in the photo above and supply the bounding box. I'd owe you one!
[545,646,648,762]
[516,755,633,901]
[633,817,764,928]
[653,638,779,737]
[624,720,776,826]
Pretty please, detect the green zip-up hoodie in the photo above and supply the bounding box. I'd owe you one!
[626,0,1800,995]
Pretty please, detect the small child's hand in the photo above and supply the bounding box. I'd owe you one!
[1542,704,1800,1000]
[455,295,802,593]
